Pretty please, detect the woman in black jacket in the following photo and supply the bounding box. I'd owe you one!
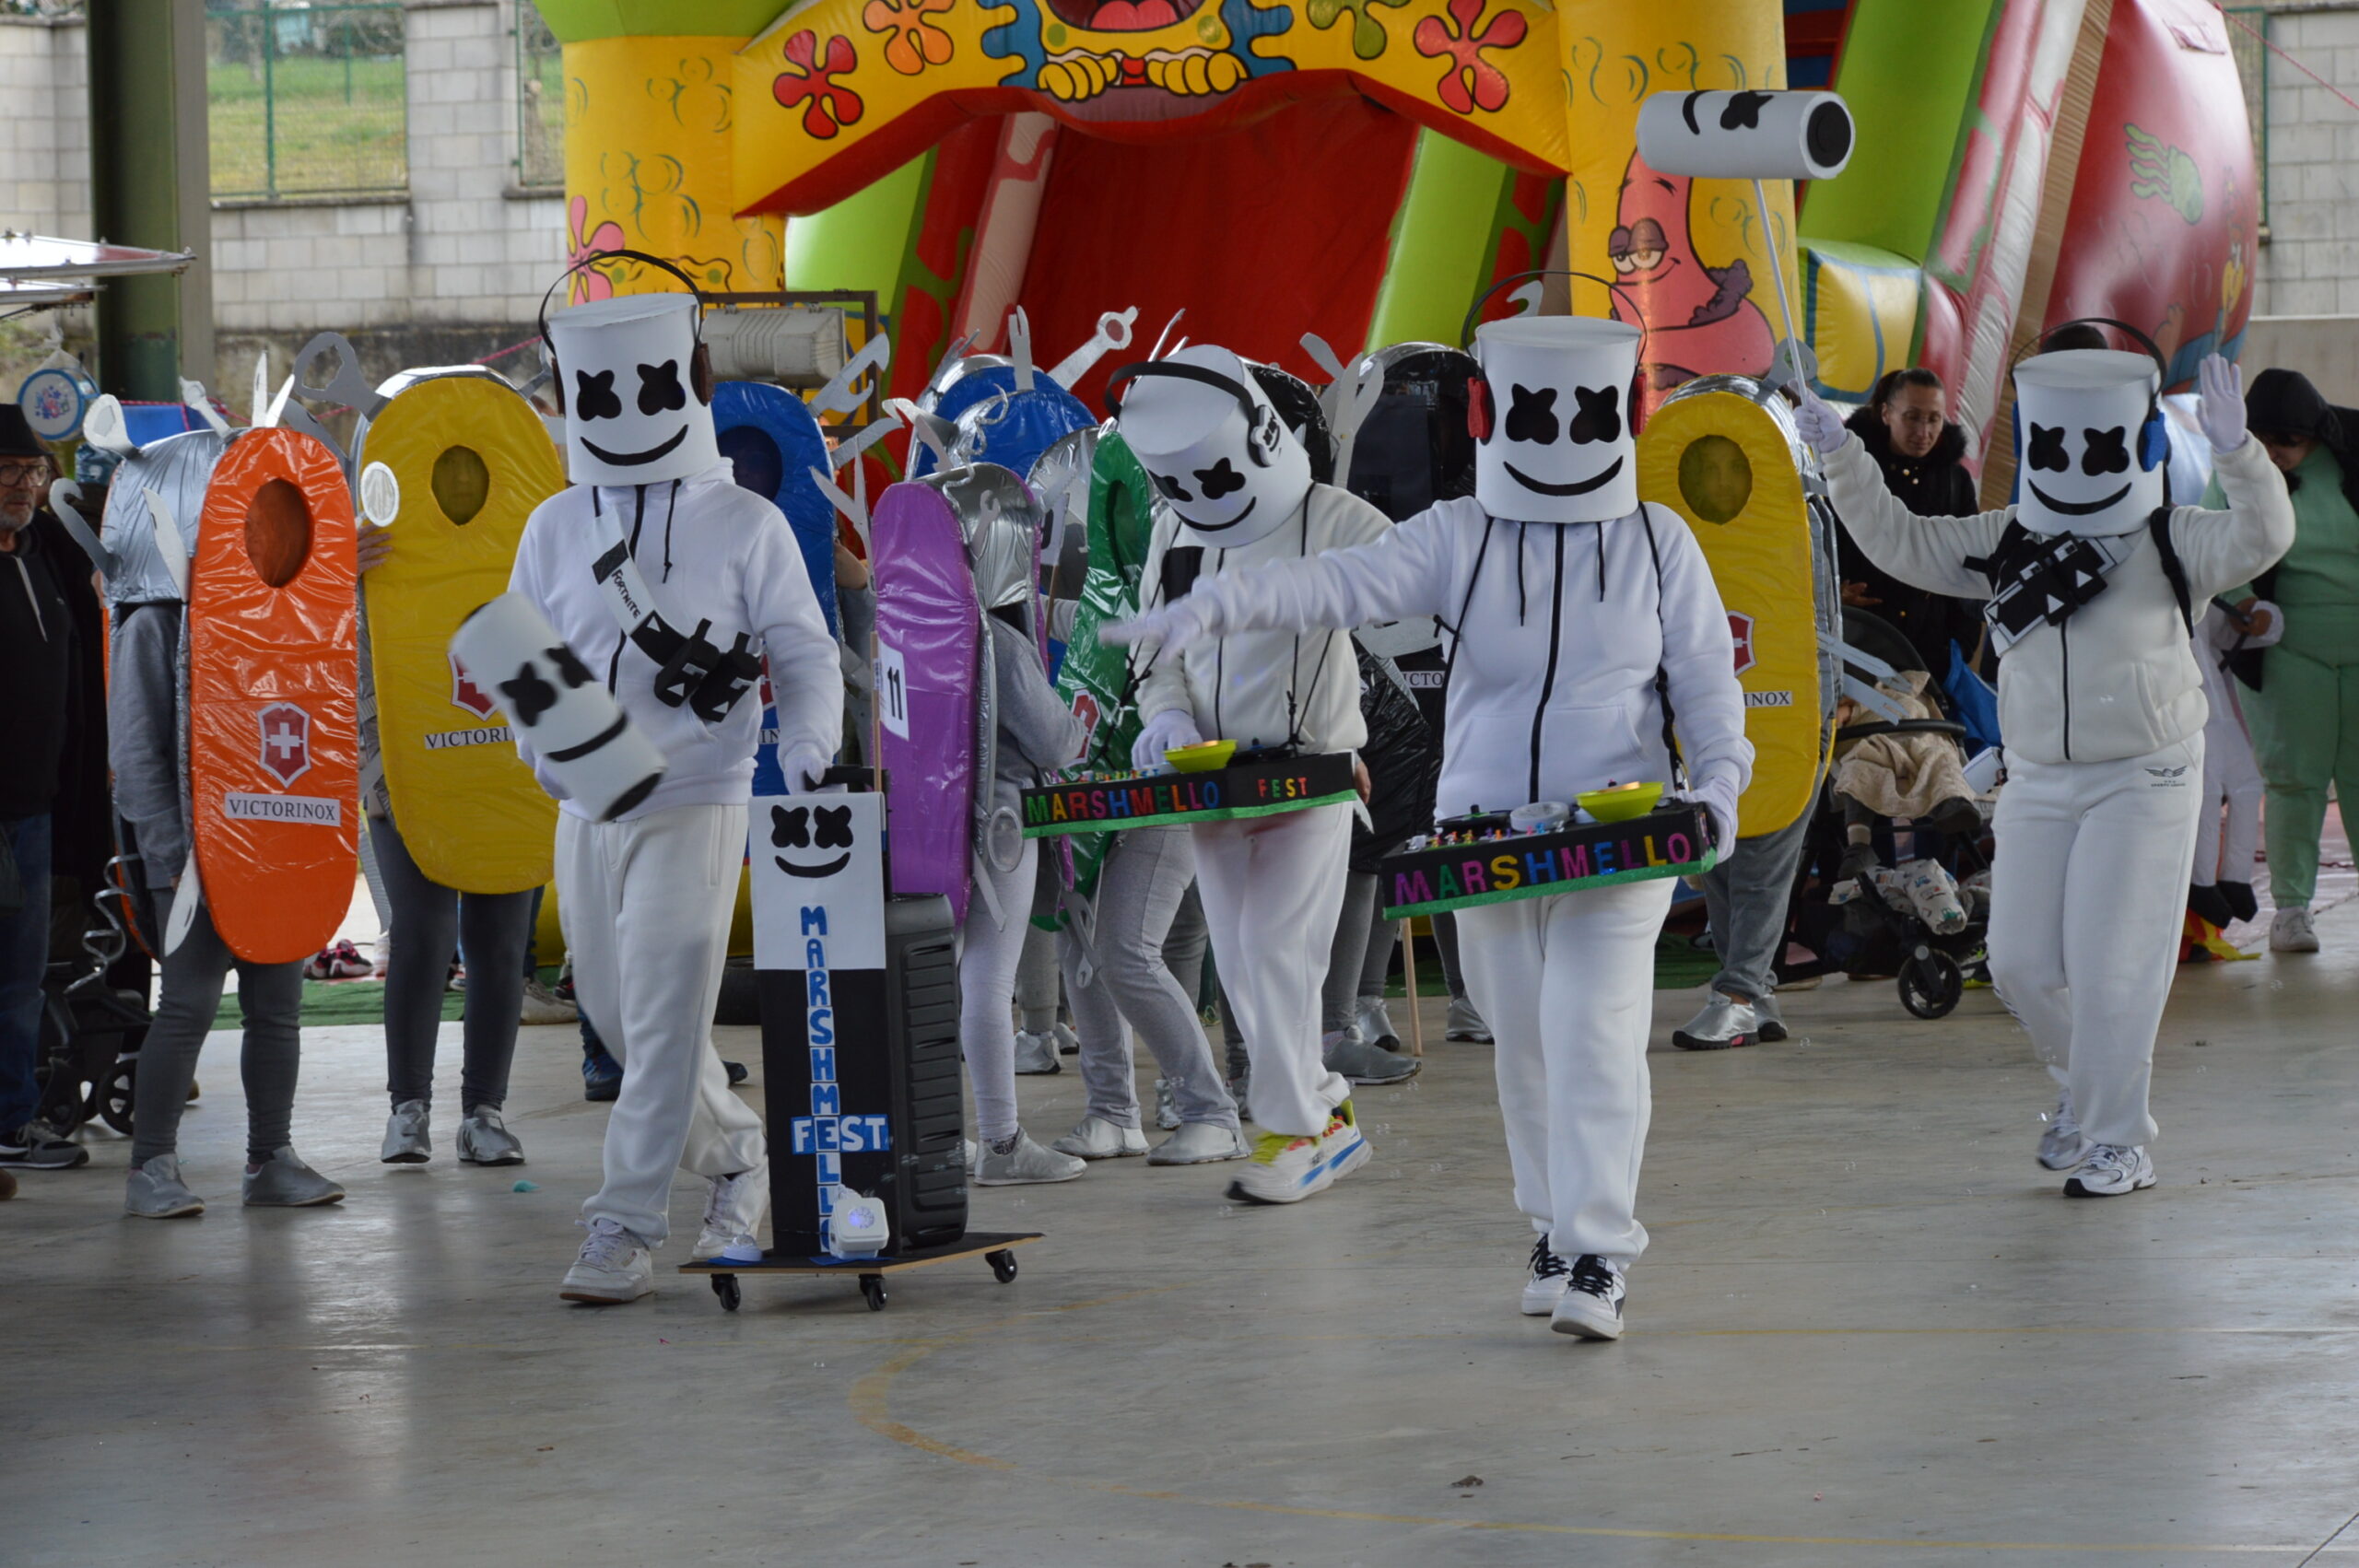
[1837,368,1987,674]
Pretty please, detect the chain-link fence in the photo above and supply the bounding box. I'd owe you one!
[515,6,564,189]
[2224,6,2269,230]
[206,2,407,201]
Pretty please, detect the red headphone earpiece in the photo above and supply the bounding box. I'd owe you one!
[1467,377,1493,442]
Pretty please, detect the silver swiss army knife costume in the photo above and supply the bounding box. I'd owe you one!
[1116,345,1393,1202]
[1110,319,1751,1332]
[1797,339,2294,1197]
[504,257,843,1298]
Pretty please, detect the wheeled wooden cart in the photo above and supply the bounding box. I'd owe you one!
[679,1231,1042,1313]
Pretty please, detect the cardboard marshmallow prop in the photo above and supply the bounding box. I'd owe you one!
[2013,349,2170,538]
[1469,317,1643,525]
[186,428,360,965]
[1108,345,1312,547]
[355,372,568,895]
[448,593,667,824]
[90,428,225,606]
[540,254,721,487]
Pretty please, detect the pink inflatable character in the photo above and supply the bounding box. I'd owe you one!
[1607,150,1776,405]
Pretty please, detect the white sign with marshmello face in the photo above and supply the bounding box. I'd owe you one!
[751,790,886,972]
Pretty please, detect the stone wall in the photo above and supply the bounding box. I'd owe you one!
[2253,5,2359,319]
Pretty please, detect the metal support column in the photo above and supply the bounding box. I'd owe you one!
[88,0,215,398]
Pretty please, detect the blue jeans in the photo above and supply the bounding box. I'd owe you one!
[0,813,53,1129]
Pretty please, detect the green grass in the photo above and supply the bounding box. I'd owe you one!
[206,53,406,198]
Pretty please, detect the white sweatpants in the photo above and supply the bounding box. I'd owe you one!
[958,837,1040,1143]
[1988,735,2204,1150]
[1191,802,1354,1137]
[1459,879,1675,1267]
[557,803,766,1246]
[2193,709,2265,888]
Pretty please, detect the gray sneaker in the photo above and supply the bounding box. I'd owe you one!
[1672,993,1758,1051]
[1012,1029,1062,1075]
[0,1118,89,1170]
[1444,995,1492,1044]
[1755,992,1788,1043]
[1147,1121,1249,1164]
[381,1099,430,1164]
[560,1217,653,1304]
[1352,995,1403,1053]
[2037,1089,2085,1172]
[973,1129,1086,1186]
[1152,1077,1181,1130]
[456,1106,525,1166]
[241,1147,346,1207]
[1050,1115,1148,1160]
[124,1153,205,1218]
[1322,1031,1420,1085]
[518,978,579,1026]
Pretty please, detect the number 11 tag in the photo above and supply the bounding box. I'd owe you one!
[874,642,910,739]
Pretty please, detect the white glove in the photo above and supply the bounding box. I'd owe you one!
[2197,354,2248,455]
[1131,708,1204,773]
[1684,774,1742,860]
[1792,389,1851,456]
[1099,591,1217,652]
[780,742,839,794]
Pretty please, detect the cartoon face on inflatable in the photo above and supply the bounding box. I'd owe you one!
[1113,344,1311,546]
[544,292,721,486]
[1471,316,1642,524]
[2012,349,2165,538]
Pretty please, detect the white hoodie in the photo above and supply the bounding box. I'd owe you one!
[508,463,842,821]
[1162,496,1752,824]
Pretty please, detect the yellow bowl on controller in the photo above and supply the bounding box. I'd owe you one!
[1166,740,1238,774]
[1579,781,1664,823]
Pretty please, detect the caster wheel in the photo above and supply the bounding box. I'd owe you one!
[1898,948,1965,1020]
[710,1274,741,1313]
[99,1061,137,1137]
[861,1275,887,1312]
[988,1250,1017,1284]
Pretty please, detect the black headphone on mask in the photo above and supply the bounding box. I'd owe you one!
[2013,316,2171,475]
[1456,270,1650,443]
[535,248,715,418]
[1103,358,1288,469]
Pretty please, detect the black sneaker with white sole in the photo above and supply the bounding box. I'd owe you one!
[0,1120,88,1170]
[1549,1254,1627,1340]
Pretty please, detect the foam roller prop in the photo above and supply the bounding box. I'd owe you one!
[185,427,360,964]
[448,594,667,825]
[353,371,568,895]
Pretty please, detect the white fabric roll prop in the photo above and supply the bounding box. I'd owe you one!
[1636,89,1854,181]
[450,592,667,823]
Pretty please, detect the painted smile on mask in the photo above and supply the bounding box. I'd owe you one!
[581,427,689,469]
[777,851,851,879]
[1179,495,1257,534]
[2027,480,2131,517]
[1503,455,1625,498]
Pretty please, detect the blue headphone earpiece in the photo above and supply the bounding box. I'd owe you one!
[2139,405,2169,473]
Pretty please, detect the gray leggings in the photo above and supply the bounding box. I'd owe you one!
[1062,826,1238,1130]
[130,889,304,1164]
[373,814,532,1112]
[1015,851,1062,1036]
[1321,871,1397,1035]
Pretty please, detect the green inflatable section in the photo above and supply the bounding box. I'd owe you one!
[1364,130,1520,351]
[783,151,931,299]
[530,1,788,41]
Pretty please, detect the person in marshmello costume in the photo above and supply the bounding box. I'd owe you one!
[1109,317,1751,1339]
[2188,594,2280,933]
[509,256,842,1303]
[1795,342,2293,1199]
[1113,345,1393,1207]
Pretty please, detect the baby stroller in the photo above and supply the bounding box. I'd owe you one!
[34,849,155,1137]
[1780,609,1993,1019]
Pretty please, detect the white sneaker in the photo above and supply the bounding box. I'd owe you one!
[1050,1116,1148,1160]
[2065,1142,2155,1198]
[974,1129,1086,1186]
[1898,857,1967,934]
[1226,1100,1370,1205]
[381,1099,430,1164]
[1013,1030,1062,1075]
[1520,1236,1572,1316]
[1146,1122,1249,1164]
[2271,907,2319,954]
[560,1218,654,1303]
[1550,1256,1627,1340]
[2036,1089,2084,1171]
[518,978,579,1025]
[694,1161,769,1260]
[1444,995,1492,1043]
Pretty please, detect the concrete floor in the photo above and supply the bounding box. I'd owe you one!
[8,903,2359,1567]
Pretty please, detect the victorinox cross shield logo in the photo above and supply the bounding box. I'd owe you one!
[257,702,312,786]
[450,653,497,719]
[1728,612,1756,677]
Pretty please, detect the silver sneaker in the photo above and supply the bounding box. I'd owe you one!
[1322,1031,1421,1085]
[1444,995,1492,1044]
[456,1106,525,1166]
[560,1217,653,1304]
[1672,993,1758,1051]
[124,1153,205,1219]
[1152,1077,1181,1130]
[1050,1021,1081,1056]
[1755,992,1788,1043]
[241,1147,346,1208]
[2036,1089,2085,1171]
[1147,1121,1249,1164]
[381,1099,431,1164]
[1352,995,1403,1053]
[973,1129,1086,1186]
[1013,1029,1062,1075]
[518,978,579,1025]
[2271,907,2319,954]
[695,1159,769,1260]
[2065,1142,2156,1198]
[1050,1115,1148,1160]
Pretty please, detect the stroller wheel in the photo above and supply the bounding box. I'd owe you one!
[99,1060,138,1136]
[1898,948,1965,1020]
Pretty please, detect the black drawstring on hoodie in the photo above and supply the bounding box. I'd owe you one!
[660,478,679,581]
